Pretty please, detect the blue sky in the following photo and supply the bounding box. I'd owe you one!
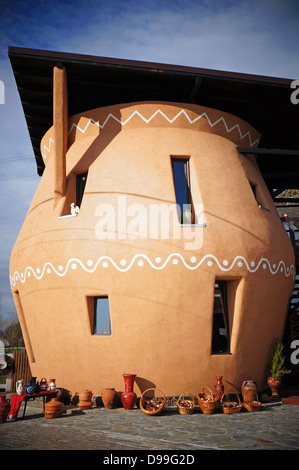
[0,0,299,319]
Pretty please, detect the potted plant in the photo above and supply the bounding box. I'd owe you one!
[267,339,291,398]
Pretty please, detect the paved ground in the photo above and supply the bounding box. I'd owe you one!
[0,396,298,455]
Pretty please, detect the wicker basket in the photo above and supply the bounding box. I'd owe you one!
[221,393,242,414]
[176,393,195,415]
[197,386,217,415]
[140,388,166,416]
[242,390,262,412]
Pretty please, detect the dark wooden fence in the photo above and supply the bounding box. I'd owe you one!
[10,348,31,392]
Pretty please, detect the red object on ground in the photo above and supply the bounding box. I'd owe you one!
[281,396,299,405]
[8,391,57,420]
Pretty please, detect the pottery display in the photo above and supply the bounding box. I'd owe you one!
[102,388,118,409]
[44,397,63,419]
[241,380,257,402]
[0,395,10,424]
[16,379,25,395]
[121,374,137,410]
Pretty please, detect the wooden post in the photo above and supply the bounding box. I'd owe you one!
[53,65,68,207]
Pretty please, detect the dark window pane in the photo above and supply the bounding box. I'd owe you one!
[250,182,257,200]
[171,158,193,223]
[212,281,230,354]
[76,172,87,207]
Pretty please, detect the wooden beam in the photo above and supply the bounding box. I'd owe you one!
[53,65,68,206]
[237,147,299,156]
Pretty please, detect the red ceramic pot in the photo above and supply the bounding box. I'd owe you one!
[0,395,10,424]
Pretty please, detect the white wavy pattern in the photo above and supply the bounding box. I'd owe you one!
[10,254,295,286]
[68,109,260,147]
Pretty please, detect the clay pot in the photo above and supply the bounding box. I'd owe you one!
[215,376,224,402]
[0,395,10,424]
[40,378,48,391]
[242,380,257,402]
[121,374,137,410]
[267,377,282,398]
[78,389,93,409]
[102,388,118,409]
[44,397,63,419]
[79,389,92,401]
[56,387,71,405]
[72,392,79,405]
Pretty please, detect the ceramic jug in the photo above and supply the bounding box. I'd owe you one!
[49,379,56,391]
[16,379,25,395]
[40,378,48,391]
[26,378,36,395]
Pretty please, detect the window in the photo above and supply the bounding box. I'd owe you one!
[212,281,230,354]
[249,180,270,212]
[76,172,88,208]
[93,297,111,335]
[250,182,257,200]
[171,157,194,224]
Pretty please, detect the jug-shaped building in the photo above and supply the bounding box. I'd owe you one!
[9,50,295,396]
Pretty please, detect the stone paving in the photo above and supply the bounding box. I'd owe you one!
[0,398,299,452]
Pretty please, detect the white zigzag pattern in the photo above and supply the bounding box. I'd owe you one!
[68,109,260,147]
[41,109,259,161]
[41,137,54,161]
[10,254,295,286]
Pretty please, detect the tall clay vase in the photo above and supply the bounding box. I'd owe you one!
[215,376,224,403]
[121,374,137,410]
[0,395,10,424]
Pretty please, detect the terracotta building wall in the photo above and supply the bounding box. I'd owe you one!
[10,102,295,396]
